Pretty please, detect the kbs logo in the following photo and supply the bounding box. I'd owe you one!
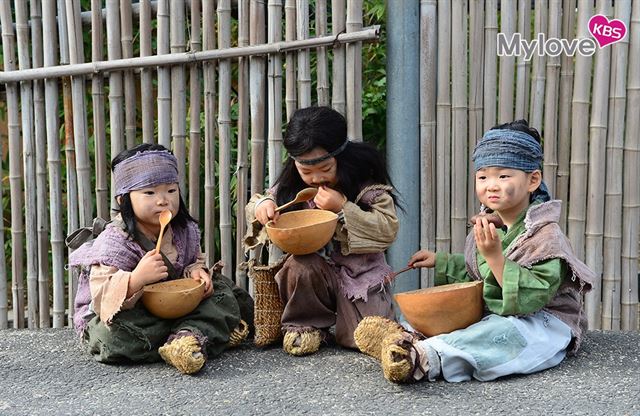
[588,14,627,48]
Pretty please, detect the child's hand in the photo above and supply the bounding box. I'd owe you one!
[473,216,502,260]
[132,251,168,288]
[255,199,279,225]
[314,186,347,213]
[408,249,436,268]
[191,268,214,299]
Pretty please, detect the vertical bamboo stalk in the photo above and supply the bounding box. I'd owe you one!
[157,0,171,147]
[542,0,561,198]
[284,0,297,119]
[268,0,283,186]
[203,0,217,266]
[498,0,516,123]
[316,0,329,106]
[16,0,39,328]
[468,0,484,219]
[483,0,497,131]
[106,0,125,213]
[250,0,267,195]
[568,0,593,262]
[584,0,611,330]
[218,0,233,278]
[31,0,51,328]
[171,0,187,191]
[529,1,547,131]
[345,0,363,141]
[296,0,311,108]
[451,0,468,252]
[556,0,576,230]
[621,0,640,332]
[188,0,202,220]
[436,0,451,254]
[92,0,108,221]
[43,0,64,328]
[602,0,632,331]
[0,2,24,328]
[236,0,250,288]
[140,0,154,144]
[331,0,346,115]
[121,0,136,148]
[514,0,530,120]
[420,0,437,288]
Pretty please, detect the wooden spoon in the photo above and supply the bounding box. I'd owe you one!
[155,210,173,253]
[384,265,414,284]
[252,187,319,224]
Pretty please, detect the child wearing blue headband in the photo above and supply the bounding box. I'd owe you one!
[69,143,253,374]
[355,120,595,384]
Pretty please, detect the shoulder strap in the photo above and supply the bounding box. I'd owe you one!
[134,232,179,280]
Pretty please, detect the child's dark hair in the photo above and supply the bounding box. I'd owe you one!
[112,143,196,241]
[490,119,541,143]
[274,106,401,211]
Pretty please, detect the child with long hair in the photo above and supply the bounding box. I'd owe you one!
[354,120,595,383]
[69,143,253,374]
[246,106,401,356]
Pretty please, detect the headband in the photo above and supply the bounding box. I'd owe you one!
[113,150,179,196]
[290,139,349,165]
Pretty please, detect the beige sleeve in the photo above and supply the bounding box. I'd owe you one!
[183,248,207,278]
[89,265,143,325]
[243,192,274,251]
[334,192,399,255]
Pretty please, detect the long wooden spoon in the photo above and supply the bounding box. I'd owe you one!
[155,210,173,253]
[253,187,318,224]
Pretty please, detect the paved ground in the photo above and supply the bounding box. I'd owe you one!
[0,329,638,415]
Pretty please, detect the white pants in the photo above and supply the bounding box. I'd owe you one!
[411,310,572,382]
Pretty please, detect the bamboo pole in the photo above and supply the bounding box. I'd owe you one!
[468,0,484,220]
[542,0,561,199]
[451,0,468,252]
[556,0,576,230]
[236,0,250,288]
[528,0,547,131]
[602,0,632,331]
[121,0,136,149]
[0,2,24,328]
[284,0,297,119]
[514,0,530,120]
[568,0,593,262]
[31,0,51,328]
[420,0,437,288]
[498,0,516,123]
[202,0,217,267]
[315,0,329,106]
[188,0,202,220]
[43,0,64,328]
[218,0,233,278]
[157,0,171,147]
[106,0,125,214]
[250,0,266,196]
[268,0,283,186]
[92,0,108,221]
[435,0,451,254]
[483,0,497,131]
[16,0,39,328]
[584,0,611,330]
[171,0,187,191]
[296,0,311,108]
[621,0,640,332]
[331,0,346,115]
[140,0,154,144]
[345,0,363,141]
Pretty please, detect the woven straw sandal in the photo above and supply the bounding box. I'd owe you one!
[158,335,206,375]
[227,319,250,348]
[353,316,406,361]
[380,331,427,384]
[282,329,322,356]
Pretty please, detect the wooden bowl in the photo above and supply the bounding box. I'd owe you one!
[265,209,338,255]
[142,278,205,319]
[395,281,484,337]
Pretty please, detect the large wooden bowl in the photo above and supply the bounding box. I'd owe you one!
[395,281,484,337]
[265,209,338,255]
[142,278,205,319]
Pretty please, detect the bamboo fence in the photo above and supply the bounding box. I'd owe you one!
[0,1,638,333]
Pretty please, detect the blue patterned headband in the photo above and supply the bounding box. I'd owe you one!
[473,129,551,202]
[291,139,349,165]
[113,150,179,196]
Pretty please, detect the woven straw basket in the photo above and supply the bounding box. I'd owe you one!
[247,256,287,347]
